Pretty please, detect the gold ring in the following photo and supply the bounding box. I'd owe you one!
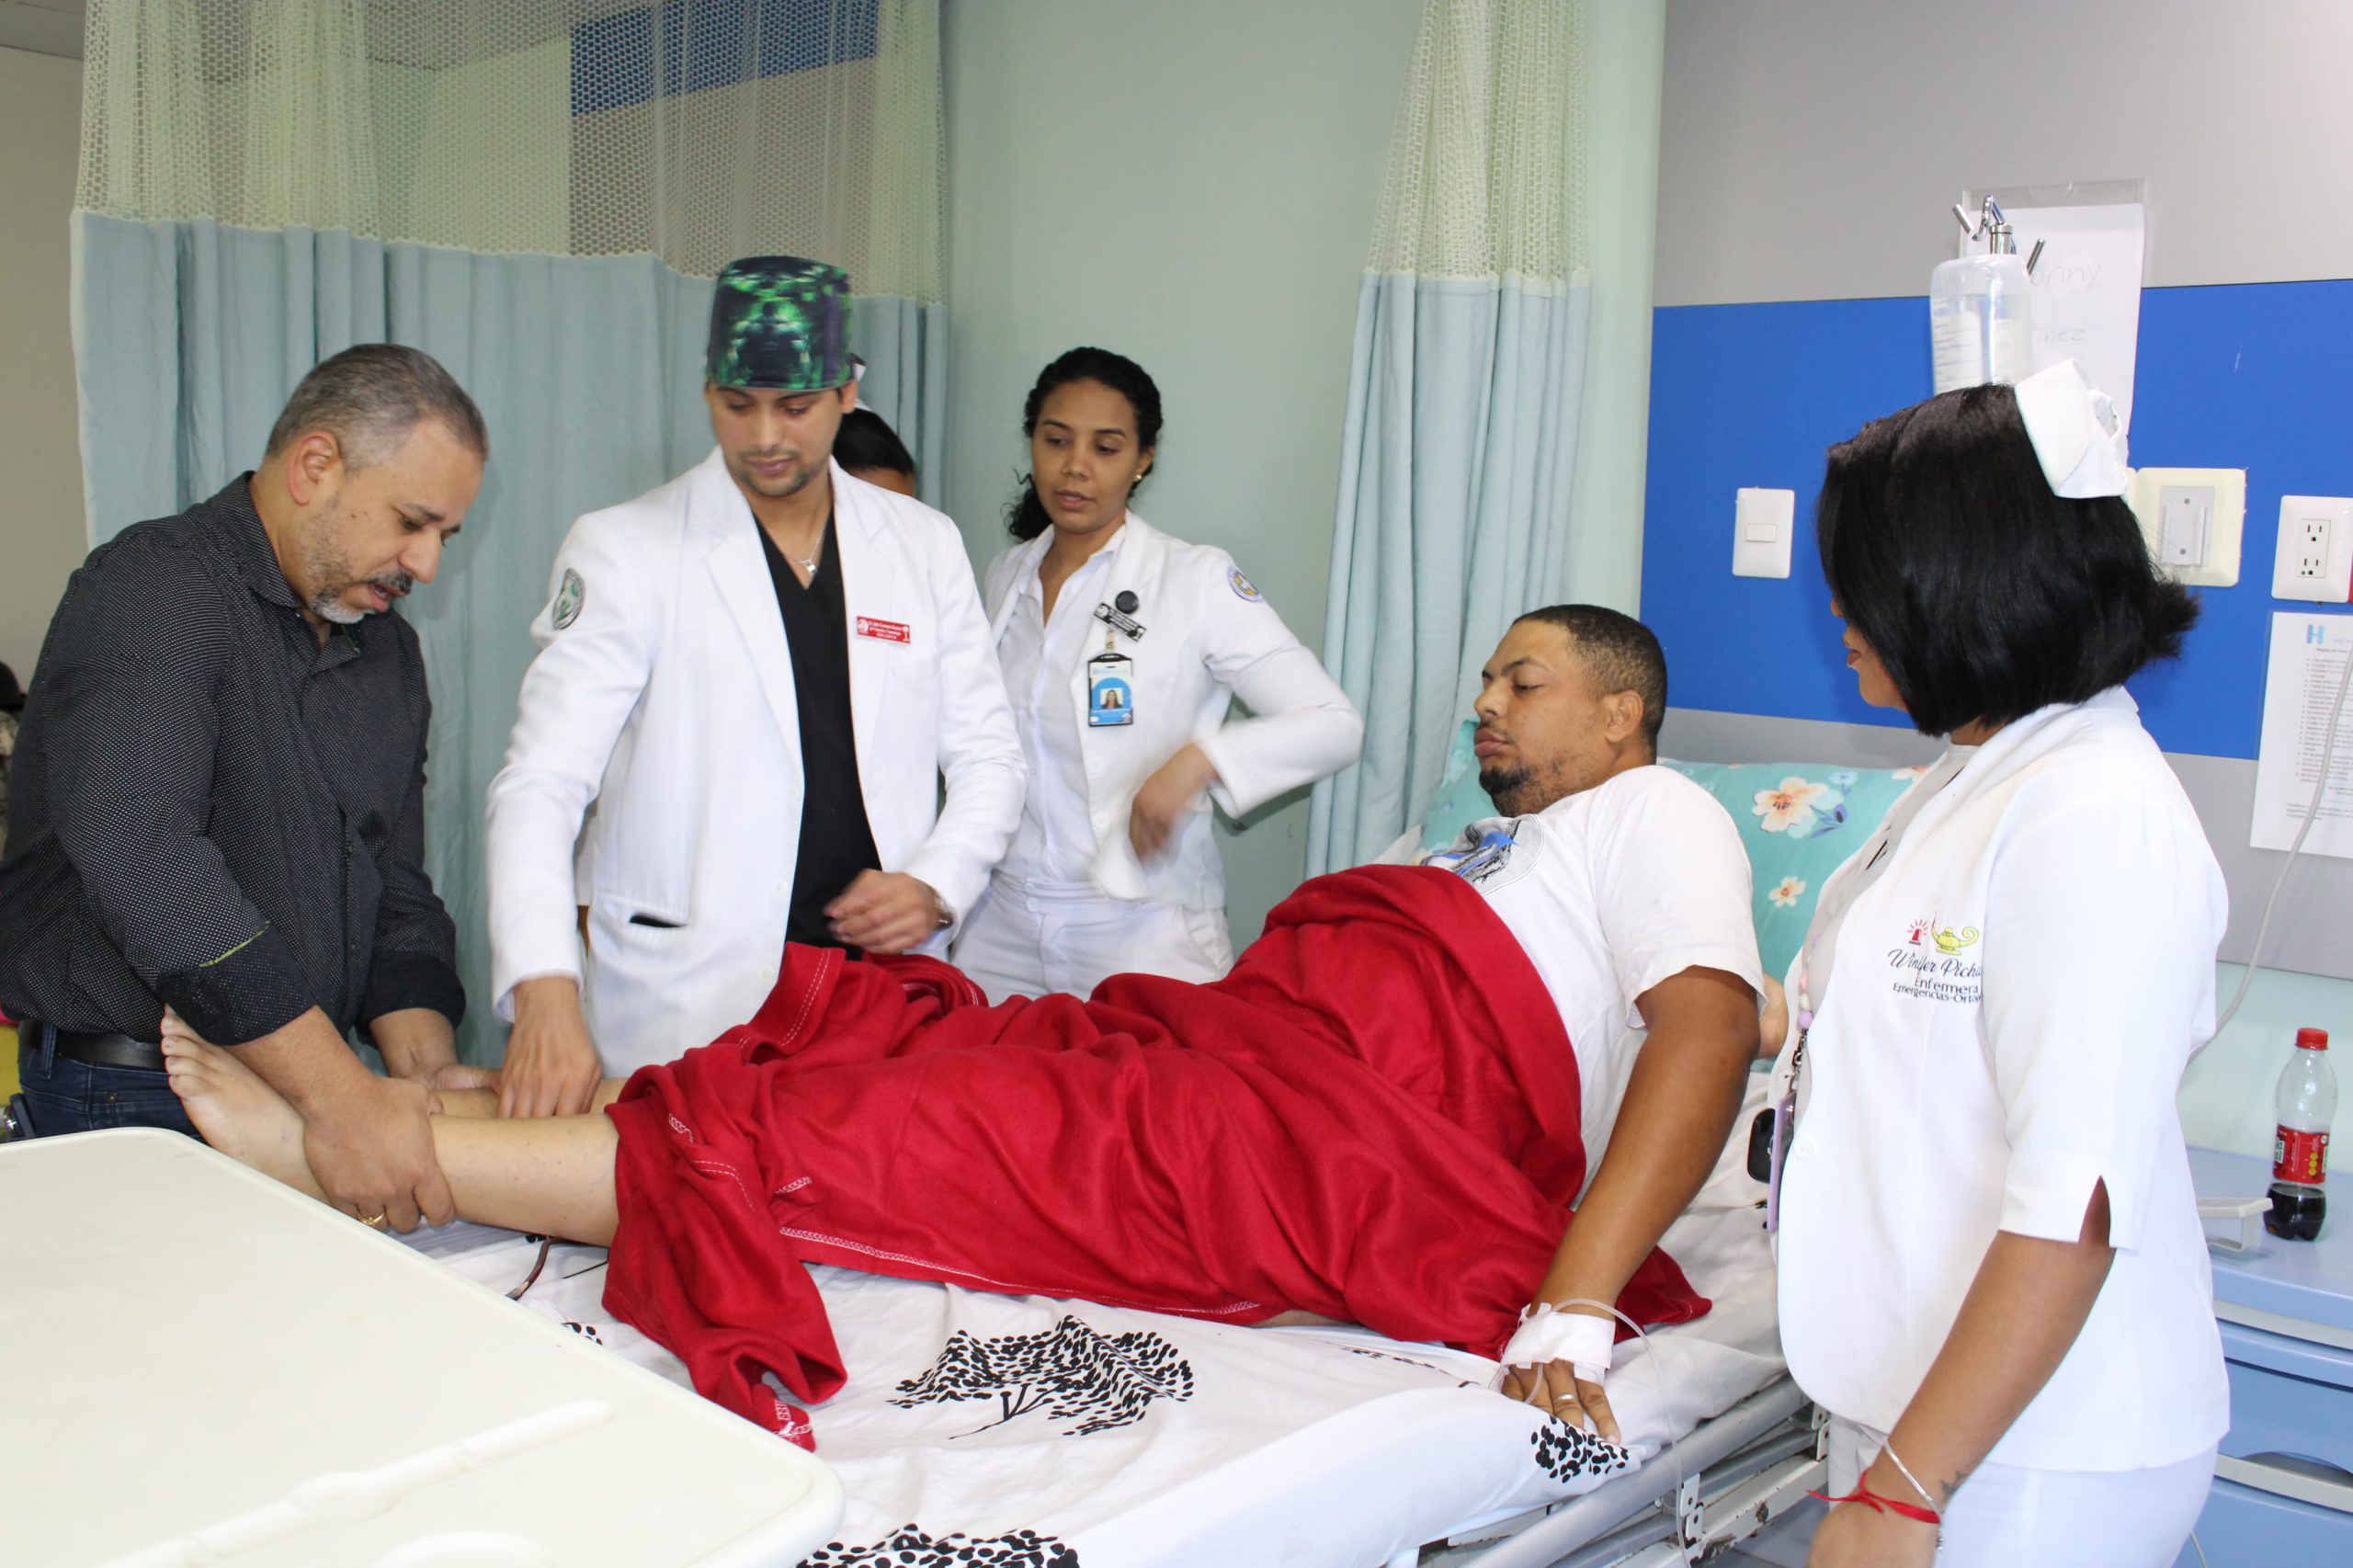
[361,1212,388,1229]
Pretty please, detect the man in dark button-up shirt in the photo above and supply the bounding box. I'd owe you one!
[0,344,486,1232]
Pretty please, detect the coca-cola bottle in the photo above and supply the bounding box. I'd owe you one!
[2267,1027,2337,1242]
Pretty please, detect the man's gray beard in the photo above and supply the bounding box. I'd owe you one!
[298,499,416,623]
[309,590,367,625]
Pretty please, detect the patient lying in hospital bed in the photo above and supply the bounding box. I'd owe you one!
[162,608,1777,1563]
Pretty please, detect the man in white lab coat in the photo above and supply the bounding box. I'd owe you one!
[484,256,1023,1109]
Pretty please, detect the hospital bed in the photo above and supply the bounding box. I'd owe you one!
[2,1100,1812,1568]
[400,1072,1811,1568]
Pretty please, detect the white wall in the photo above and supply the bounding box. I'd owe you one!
[1655,0,2353,306]
[940,0,1421,941]
[0,44,85,686]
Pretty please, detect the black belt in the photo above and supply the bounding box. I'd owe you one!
[37,1025,166,1073]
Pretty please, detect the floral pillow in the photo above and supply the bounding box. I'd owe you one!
[1415,720,1494,855]
[1659,760,1921,982]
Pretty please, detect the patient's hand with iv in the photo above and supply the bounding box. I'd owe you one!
[1498,1302,1620,1442]
[1495,965,1760,1444]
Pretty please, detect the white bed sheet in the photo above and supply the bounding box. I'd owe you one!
[404,1199,1780,1568]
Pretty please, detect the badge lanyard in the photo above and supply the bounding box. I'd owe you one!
[1087,629,1135,727]
[1086,593,1143,728]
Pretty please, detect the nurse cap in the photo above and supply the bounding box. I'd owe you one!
[706,255,855,392]
[2013,358,2131,500]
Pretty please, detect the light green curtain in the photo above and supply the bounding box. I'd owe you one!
[71,0,948,1061]
[1307,0,1594,873]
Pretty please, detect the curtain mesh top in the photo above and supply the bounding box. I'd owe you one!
[1366,0,1587,284]
[74,0,944,299]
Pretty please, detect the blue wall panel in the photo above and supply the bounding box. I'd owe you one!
[1643,280,2353,760]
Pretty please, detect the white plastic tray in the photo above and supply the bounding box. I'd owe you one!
[0,1128,841,1567]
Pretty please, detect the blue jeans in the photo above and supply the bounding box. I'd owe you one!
[17,1027,201,1140]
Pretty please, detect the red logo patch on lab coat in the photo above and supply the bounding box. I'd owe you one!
[856,616,912,644]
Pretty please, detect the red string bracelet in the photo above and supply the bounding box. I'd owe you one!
[1808,1477,1942,1526]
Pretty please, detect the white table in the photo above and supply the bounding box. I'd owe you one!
[0,1128,842,1567]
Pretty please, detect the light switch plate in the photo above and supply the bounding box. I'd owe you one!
[2128,467,2244,587]
[2272,495,2353,602]
[1732,488,1795,579]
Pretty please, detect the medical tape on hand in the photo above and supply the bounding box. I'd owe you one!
[1499,1301,1615,1381]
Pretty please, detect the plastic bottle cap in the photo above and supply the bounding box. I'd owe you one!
[2296,1027,2329,1051]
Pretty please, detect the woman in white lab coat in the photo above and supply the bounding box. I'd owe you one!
[951,347,1363,1000]
[1772,364,2223,1568]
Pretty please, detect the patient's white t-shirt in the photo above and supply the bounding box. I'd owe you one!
[1418,765,1762,1165]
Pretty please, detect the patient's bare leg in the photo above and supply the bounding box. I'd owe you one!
[163,1035,624,1245]
[431,1079,629,1119]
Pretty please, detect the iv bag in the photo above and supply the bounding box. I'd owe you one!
[1930,250,2035,393]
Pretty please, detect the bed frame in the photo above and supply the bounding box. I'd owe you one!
[1426,1379,1824,1567]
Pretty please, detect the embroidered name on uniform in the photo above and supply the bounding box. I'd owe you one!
[856,616,912,643]
[1885,947,1983,1004]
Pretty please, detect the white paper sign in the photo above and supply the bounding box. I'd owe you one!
[1965,191,2146,430]
[2251,611,2353,856]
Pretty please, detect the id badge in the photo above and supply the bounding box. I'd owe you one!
[1763,1088,1794,1232]
[1087,653,1136,727]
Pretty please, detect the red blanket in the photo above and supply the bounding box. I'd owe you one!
[603,865,1708,1442]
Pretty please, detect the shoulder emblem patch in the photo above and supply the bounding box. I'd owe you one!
[1227,566,1263,603]
[551,567,585,630]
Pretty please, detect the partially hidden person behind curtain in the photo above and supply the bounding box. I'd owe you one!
[163,604,1761,1450]
[951,347,1363,1001]
[0,662,22,860]
[833,406,919,498]
[1771,363,2223,1568]
[486,256,1023,1110]
[0,345,484,1233]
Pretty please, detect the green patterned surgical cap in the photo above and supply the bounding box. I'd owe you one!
[707,255,854,391]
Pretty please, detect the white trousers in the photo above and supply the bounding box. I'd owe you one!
[1827,1416,2215,1568]
[951,876,1235,1002]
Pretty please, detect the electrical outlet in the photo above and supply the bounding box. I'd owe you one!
[2129,468,2244,587]
[2273,496,2353,602]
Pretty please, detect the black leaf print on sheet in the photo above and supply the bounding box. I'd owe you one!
[1531,1415,1633,1483]
[801,1524,1080,1566]
[1344,1345,1447,1373]
[889,1314,1194,1437]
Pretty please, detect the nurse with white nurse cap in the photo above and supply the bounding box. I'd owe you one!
[1771,362,2226,1567]
[951,347,1364,1001]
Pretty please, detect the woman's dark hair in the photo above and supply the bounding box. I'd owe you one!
[834,407,916,481]
[1006,347,1164,540]
[1816,381,2198,737]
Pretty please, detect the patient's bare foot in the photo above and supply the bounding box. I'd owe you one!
[162,1031,321,1199]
